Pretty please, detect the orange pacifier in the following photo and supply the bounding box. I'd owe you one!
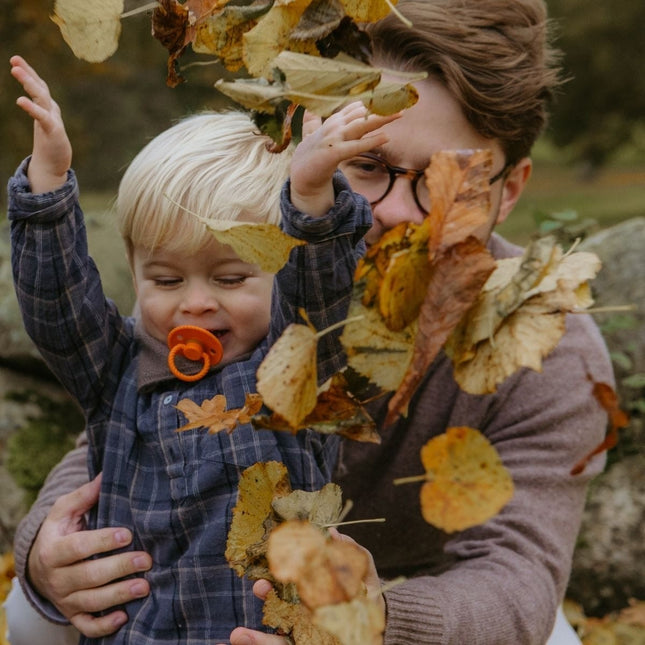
[167,325,223,382]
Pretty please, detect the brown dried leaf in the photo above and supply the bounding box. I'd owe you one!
[176,393,263,434]
[385,238,495,426]
[263,589,341,645]
[267,521,368,609]
[225,462,292,577]
[418,427,514,532]
[253,372,380,443]
[313,596,385,645]
[424,149,493,253]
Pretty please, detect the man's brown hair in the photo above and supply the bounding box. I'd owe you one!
[368,0,563,163]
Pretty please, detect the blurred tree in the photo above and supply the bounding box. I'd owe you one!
[1,0,233,195]
[547,0,645,169]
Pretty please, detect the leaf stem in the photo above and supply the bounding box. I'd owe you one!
[385,0,413,28]
[121,2,159,19]
[315,315,364,339]
[575,305,637,315]
[323,518,386,528]
[393,474,427,485]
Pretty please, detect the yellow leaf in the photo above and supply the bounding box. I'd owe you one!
[338,0,397,23]
[192,3,269,71]
[263,589,341,645]
[196,218,306,274]
[418,427,514,533]
[51,0,124,63]
[243,0,317,77]
[267,520,368,609]
[314,596,385,645]
[225,461,292,577]
[271,483,344,526]
[256,323,319,428]
[340,297,415,393]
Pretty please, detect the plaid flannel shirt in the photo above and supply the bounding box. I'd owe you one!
[8,159,370,644]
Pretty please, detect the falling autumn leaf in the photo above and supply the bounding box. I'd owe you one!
[51,0,124,63]
[570,377,629,475]
[263,589,341,645]
[444,237,602,394]
[314,596,385,645]
[253,372,380,443]
[385,238,496,425]
[268,520,368,608]
[225,461,292,578]
[216,52,421,119]
[256,322,319,428]
[192,2,271,71]
[396,427,514,533]
[271,483,344,526]
[194,216,307,274]
[176,392,263,434]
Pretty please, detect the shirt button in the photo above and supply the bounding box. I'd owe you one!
[163,395,173,405]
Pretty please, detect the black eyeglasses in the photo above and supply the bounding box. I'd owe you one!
[339,153,512,214]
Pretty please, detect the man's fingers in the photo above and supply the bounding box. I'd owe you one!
[70,610,129,639]
[48,474,102,527]
[53,550,152,598]
[63,574,150,615]
[252,578,274,601]
[229,627,290,645]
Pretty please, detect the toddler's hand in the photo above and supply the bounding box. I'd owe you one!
[10,55,72,193]
[290,101,400,217]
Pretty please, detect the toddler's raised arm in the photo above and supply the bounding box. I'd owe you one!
[289,101,400,218]
[10,55,72,194]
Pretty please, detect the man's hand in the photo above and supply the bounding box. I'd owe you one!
[27,474,152,638]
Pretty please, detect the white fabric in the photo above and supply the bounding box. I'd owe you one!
[545,605,582,645]
[3,577,79,645]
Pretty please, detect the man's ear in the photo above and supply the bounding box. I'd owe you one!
[495,157,532,226]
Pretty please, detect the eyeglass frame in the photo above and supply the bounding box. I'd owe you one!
[346,152,513,214]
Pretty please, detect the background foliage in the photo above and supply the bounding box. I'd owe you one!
[1,0,644,197]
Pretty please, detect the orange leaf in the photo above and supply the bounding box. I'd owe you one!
[570,378,629,475]
[176,392,263,434]
[385,238,495,426]
[417,427,514,533]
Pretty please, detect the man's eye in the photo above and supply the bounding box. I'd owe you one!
[345,157,386,175]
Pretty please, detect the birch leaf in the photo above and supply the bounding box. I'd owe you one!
[51,0,124,63]
[195,218,306,274]
[225,461,292,578]
[256,323,319,428]
[418,427,514,533]
[314,597,385,645]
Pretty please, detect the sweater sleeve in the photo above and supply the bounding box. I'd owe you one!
[380,313,613,644]
[13,432,90,623]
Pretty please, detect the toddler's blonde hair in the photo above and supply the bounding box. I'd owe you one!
[116,111,292,259]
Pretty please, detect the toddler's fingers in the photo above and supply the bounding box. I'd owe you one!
[302,110,323,138]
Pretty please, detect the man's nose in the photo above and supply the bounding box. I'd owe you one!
[370,178,426,232]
